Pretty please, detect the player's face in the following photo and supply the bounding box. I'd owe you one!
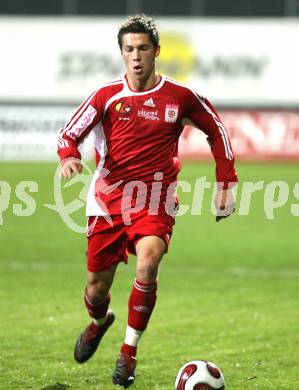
[121,33,160,83]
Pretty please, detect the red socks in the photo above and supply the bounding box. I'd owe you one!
[128,279,157,331]
[84,280,157,358]
[84,288,111,320]
[121,343,137,357]
[121,279,158,357]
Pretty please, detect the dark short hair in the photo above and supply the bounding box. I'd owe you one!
[118,14,159,49]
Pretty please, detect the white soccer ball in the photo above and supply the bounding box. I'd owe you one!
[175,360,225,390]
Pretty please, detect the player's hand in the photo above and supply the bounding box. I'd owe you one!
[59,158,83,179]
[214,188,236,222]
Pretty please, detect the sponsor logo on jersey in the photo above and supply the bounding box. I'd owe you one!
[115,101,131,114]
[138,108,159,121]
[67,104,97,139]
[165,104,179,123]
[144,98,155,107]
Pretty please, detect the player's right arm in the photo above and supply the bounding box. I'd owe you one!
[57,90,103,178]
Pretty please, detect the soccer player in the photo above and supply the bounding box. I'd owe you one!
[57,14,237,388]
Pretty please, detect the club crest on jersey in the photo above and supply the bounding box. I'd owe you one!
[115,102,131,114]
[165,104,179,123]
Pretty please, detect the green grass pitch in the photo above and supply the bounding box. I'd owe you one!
[0,161,298,389]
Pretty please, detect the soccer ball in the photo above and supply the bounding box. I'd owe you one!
[175,360,225,389]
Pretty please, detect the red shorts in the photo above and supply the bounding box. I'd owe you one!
[87,211,175,273]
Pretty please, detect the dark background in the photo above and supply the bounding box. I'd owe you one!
[1,0,298,16]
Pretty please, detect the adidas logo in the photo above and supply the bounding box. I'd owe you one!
[144,98,155,107]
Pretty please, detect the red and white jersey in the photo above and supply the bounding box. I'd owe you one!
[58,74,238,216]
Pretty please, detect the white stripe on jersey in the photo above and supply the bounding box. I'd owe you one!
[166,77,233,160]
[66,104,97,140]
[165,76,186,88]
[86,122,109,217]
[193,92,233,160]
[57,131,69,148]
[58,78,123,150]
[62,91,97,135]
[57,137,67,149]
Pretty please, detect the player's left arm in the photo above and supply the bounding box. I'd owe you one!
[183,91,238,221]
[57,90,104,179]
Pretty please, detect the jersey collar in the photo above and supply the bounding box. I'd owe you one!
[122,74,166,95]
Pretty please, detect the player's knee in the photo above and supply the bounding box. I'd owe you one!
[86,266,116,301]
[136,255,161,283]
[87,279,110,302]
[138,243,164,263]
